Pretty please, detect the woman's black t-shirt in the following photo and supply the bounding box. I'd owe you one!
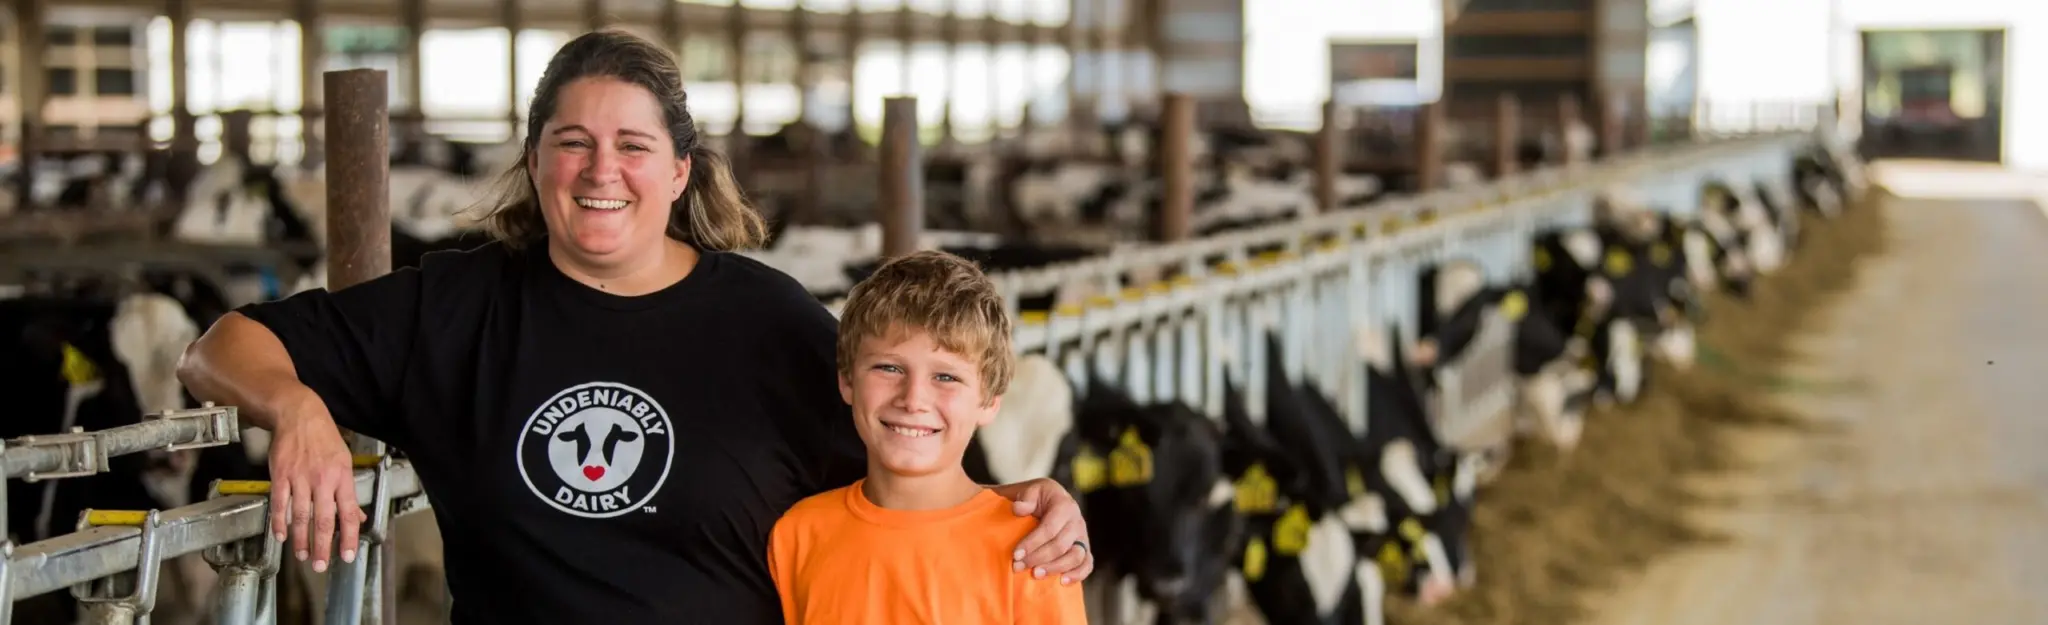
[237,240,867,624]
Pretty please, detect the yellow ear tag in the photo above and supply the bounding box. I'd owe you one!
[1532,248,1553,272]
[1574,314,1599,341]
[1109,427,1154,487]
[1433,473,1451,502]
[60,343,101,386]
[1376,541,1411,588]
[1398,517,1427,542]
[1235,463,1280,514]
[1345,465,1367,498]
[1273,505,1313,556]
[1070,445,1108,494]
[1604,249,1634,276]
[1650,243,1673,267]
[1243,536,1269,582]
[1501,290,1528,322]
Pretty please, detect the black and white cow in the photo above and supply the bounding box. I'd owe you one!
[962,346,1242,625]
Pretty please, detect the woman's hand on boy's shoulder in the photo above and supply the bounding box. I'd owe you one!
[992,478,1094,585]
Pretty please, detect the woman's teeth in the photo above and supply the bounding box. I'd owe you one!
[576,198,629,210]
[886,424,939,438]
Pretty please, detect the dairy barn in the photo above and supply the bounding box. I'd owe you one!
[0,0,2039,622]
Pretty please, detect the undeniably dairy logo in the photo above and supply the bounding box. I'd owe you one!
[517,382,674,519]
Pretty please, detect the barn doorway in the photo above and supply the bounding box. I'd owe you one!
[1859,28,2006,163]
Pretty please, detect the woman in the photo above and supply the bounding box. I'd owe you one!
[176,30,1093,623]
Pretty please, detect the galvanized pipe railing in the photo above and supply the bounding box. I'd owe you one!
[3,464,427,604]
[1,406,241,483]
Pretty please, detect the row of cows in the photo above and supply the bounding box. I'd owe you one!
[947,144,1864,624]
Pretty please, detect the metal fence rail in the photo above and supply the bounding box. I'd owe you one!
[6,465,425,601]
[2,406,241,482]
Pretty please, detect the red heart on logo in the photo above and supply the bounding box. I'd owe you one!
[582,465,605,481]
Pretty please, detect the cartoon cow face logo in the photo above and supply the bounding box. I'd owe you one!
[517,382,674,519]
[549,412,644,491]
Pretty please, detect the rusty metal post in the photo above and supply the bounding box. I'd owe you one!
[13,0,46,207]
[844,5,865,125]
[295,0,323,169]
[504,0,524,139]
[1558,92,1582,166]
[1313,98,1340,212]
[940,0,962,145]
[659,0,680,56]
[1415,100,1443,191]
[399,0,426,145]
[322,68,395,625]
[1160,93,1195,241]
[726,2,751,188]
[895,2,915,94]
[790,4,813,120]
[1600,89,1625,157]
[1065,0,1086,130]
[1494,93,1518,177]
[325,71,393,290]
[880,97,924,259]
[983,0,1003,138]
[222,110,255,164]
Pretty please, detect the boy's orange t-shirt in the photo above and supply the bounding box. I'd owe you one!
[767,478,1090,625]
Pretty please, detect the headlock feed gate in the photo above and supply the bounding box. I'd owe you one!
[0,63,1830,625]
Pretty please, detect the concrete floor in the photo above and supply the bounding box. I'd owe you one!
[1580,171,2048,625]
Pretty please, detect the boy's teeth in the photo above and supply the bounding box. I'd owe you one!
[576,198,629,210]
[887,425,938,438]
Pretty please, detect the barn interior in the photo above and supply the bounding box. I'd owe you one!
[0,0,2043,624]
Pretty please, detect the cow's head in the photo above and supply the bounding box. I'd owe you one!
[1123,404,1242,621]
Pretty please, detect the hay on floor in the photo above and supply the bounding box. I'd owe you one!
[1386,192,1891,625]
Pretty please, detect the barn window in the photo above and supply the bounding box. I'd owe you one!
[1446,35,1590,59]
[93,26,135,47]
[96,69,137,96]
[45,26,78,46]
[1459,0,1592,11]
[47,68,78,96]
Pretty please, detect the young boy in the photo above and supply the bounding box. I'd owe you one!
[767,250,1089,624]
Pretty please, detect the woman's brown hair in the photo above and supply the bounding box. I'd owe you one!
[476,29,766,251]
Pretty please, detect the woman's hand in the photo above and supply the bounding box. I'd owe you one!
[267,391,367,573]
[991,478,1093,584]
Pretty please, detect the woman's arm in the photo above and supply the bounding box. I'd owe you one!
[178,312,333,432]
[178,269,425,573]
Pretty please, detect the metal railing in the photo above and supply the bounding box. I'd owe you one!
[0,405,429,625]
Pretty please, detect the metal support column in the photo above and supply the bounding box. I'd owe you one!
[880,97,924,259]
[320,69,394,625]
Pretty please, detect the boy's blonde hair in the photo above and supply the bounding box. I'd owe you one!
[836,250,1014,404]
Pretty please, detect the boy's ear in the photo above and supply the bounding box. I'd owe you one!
[838,372,854,406]
[977,394,1003,426]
